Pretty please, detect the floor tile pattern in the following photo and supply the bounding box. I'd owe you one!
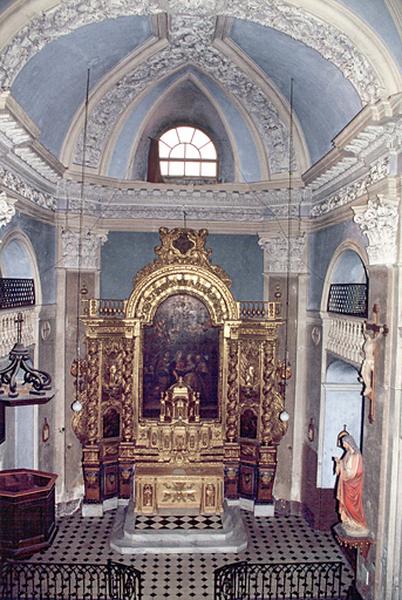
[30,508,352,599]
[135,514,223,530]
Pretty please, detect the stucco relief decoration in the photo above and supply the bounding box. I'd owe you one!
[0,166,56,210]
[225,1,381,103]
[60,229,108,270]
[0,191,16,229]
[165,0,227,12]
[258,233,306,274]
[58,179,302,222]
[0,0,381,107]
[311,156,390,217]
[73,15,290,174]
[0,0,161,90]
[353,195,399,266]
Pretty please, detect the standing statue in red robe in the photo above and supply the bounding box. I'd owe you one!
[334,431,369,537]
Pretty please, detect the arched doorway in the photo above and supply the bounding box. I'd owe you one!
[318,359,363,489]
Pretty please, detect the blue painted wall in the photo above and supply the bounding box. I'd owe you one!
[101,231,264,301]
[307,220,366,311]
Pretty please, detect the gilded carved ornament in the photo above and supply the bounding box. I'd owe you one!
[126,228,238,324]
[71,339,101,445]
[260,341,288,445]
[225,339,239,443]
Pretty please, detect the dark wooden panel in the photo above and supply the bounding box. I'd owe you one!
[302,444,337,531]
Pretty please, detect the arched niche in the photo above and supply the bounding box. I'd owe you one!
[0,229,42,305]
[330,249,367,285]
[0,230,42,470]
[321,243,368,316]
[318,359,363,489]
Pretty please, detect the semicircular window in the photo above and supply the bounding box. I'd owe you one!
[159,126,218,179]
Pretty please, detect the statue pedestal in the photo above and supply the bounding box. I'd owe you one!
[334,523,374,559]
[110,500,248,554]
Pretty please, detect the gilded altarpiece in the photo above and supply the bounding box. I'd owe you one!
[72,228,288,514]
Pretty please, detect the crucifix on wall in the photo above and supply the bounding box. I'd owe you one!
[359,304,388,423]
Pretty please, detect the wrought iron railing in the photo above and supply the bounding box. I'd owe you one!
[0,559,143,600]
[214,561,345,600]
[0,278,35,310]
[239,301,281,321]
[327,284,368,318]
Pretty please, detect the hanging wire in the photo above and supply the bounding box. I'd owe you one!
[75,68,91,364]
[284,78,294,372]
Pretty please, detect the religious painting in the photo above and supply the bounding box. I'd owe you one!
[142,294,220,419]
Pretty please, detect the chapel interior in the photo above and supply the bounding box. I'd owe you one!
[0,1,401,600]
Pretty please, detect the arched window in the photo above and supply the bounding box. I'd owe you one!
[159,126,218,178]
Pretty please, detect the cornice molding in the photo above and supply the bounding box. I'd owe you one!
[0,163,56,210]
[0,92,65,184]
[310,155,390,218]
[56,178,304,223]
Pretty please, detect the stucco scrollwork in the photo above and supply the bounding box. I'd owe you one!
[0,191,16,229]
[60,228,108,270]
[352,195,399,266]
[258,232,307,274]
[0,166,56,210]
[165,0,228,13]
[73,15,290,175]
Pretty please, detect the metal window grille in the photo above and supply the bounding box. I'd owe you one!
[0,278,35,309]
[327,284,368,318]
[0,560,143,600]
[214,560,346,600]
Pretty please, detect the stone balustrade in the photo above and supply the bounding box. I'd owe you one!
[327,315,364,365]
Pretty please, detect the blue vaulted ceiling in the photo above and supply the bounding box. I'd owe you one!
[5,2,401,179]
[229,19,362,165]
[11,16,152,157]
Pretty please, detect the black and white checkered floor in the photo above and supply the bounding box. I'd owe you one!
[31,508,352,599]
[135,514,223,530]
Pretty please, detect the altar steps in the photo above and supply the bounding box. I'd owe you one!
[110,501,248,554]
